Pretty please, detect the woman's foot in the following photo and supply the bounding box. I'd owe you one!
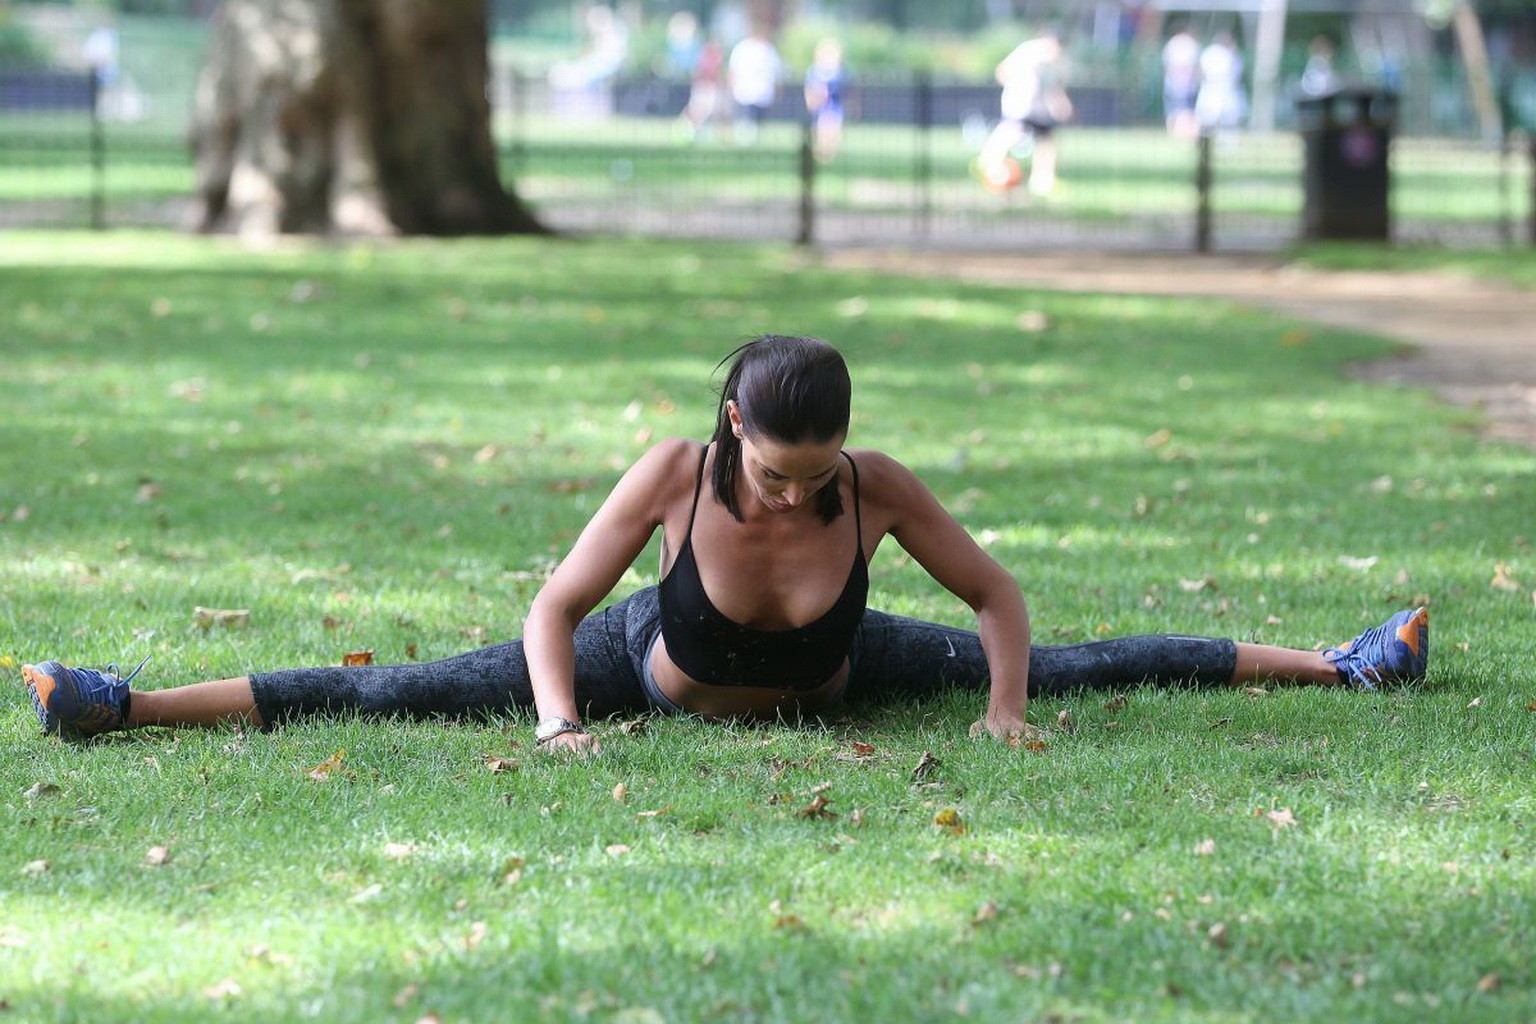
[21,658,146,737]
[1324,607,1429,690]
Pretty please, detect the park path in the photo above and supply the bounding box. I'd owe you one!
[822,249,1536,450]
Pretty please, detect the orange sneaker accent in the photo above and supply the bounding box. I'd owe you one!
[1395,607,1427,656]
[22,664,56,709]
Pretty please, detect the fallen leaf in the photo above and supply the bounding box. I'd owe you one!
[307,749,347,781]
[972,901,999,926]
[145,846,172,866]
[612,783,629,803]
[383,842,418,860]
[605,844,630,857]
[1243,686,1268,698]
[461,921,487,950]
[1103,695,1127,713]
[23,782,60,800]
[851,741,877,757]
[1179,577,1212,592]
[500,857,525,885]
[203,980,242,1000]
[912,751,941,779]
[1023,739,1048,753]
[350,883,384,904]
[1144,429,1172,449]
[546,479,594,494]
[618,719,647,735]
[483,756,517,774]
[1264,807,1298,829]
[1056,709,1075,732]
[342,650,374,666]
[1526,701,1536,713]
[1207,922,1230,948]
[1194,838,1216,856]
[193,606,250,630]
[392,984,419,1008]
[1467,697,1482,709]
[933,808,965,836]
[796,795,837,820]
[1490,563,1519,592]
[21,859,49,876]
[1477,972,1501,994]
[636,806,672,818]
[1339,555,1379,571]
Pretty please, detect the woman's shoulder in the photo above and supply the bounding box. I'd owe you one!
[631,437,709,490]
[843,447,923,497]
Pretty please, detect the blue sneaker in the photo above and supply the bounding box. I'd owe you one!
[1324,607,1428,691]
[21,657,148,737]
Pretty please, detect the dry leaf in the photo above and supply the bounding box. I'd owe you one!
[307,748,347,781]
[23,782,60,800]
[350,883,384,904]
[193,606,250,630]
[461,921,487,951]
[1144,429,1172,449]
[1179,577,1212,592]
[1467,697,1482,710]
[1477,973,1501,994]
[912,751,941,779]
[971,901,999,926]
[1056,709,1075,732]
[500,857,526,886]
[1264,807,1298,829]
[483,756,517,774]
[1194,838,1216,856]
[21,860,49,876]
[1207,922,1230,948]
[1243,686,1268,698]
[1490,563,1519,592]
[933,808,965,836]
[636,806,672,818]
[605,844,631,857]
[612,783,629,803]
[618,719,647,735]
[342,650,374,666]
[1023,739,1048,753]
[1103,695,1127,713]
[204,980,242,1000]
[851,741,877,757]
[145,845,172,866]
[796,795,837,820]
[383,842,418,860]
[392,984,419,1008]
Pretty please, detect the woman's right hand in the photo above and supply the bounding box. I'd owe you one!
[538,729,602,756]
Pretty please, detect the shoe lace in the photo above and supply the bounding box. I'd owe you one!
[77,655,152,690]
[1323,624,1390,691]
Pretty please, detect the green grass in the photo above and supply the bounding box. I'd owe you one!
[2,232,1534,1023]
[1292,242,1536,291]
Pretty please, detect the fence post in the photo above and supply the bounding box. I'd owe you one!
[915,70,932,242]
[1194,131,1212,253]
[796,114,815,246]
[88,71,105,231]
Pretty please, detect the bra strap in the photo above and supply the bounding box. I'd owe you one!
[841,451,863,551]
[684,443,709,539]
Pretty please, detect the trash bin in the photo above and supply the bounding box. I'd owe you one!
[1297,85,1397,241]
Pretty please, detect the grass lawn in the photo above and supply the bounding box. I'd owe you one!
[1292,242,1536,291]
[1,231,1533,1023]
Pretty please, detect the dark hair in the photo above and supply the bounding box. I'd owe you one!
[710,335,851,524]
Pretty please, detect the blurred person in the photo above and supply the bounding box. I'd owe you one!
[548,4,630,119]
[1161,21,1201,140]
[803,37,847,162]
[681,38,726,140]
[728,27,782,143]
[976,29,1072,197]
[1195,29,1246,136]
[1300,35,1338,98]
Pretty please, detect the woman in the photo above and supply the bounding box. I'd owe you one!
[23,336,1428,753]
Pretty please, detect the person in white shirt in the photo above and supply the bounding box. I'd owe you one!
[728,29,782,143]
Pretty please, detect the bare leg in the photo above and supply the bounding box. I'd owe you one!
[978,119,1023,176]
[1028,136,1058,195]
[1231,643,1338,687]
[127,677,265,729]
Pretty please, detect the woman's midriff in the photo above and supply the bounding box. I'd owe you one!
[649,634,849,719]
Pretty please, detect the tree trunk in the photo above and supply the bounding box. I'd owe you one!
[191,0,546,237]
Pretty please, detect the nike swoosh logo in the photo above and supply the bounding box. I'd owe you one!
[944,636,956,658]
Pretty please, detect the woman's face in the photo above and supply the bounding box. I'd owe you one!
[728,401,845,514]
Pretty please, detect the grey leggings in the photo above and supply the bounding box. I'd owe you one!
[249,586,1236,727]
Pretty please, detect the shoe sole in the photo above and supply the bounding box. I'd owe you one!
[21,663,60,735]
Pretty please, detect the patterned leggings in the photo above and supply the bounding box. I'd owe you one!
[249,586,1236,727]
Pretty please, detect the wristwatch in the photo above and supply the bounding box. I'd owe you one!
[534,715,586,744]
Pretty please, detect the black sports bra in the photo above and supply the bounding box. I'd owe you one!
[657,445,869,691]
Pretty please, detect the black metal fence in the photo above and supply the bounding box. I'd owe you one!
[4,61,1533,251]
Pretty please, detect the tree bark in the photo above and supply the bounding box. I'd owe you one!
[191,0,546,237]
